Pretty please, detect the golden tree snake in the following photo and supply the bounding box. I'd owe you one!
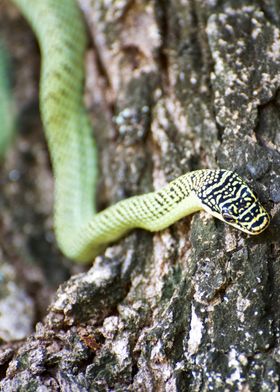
[0,0,270,263]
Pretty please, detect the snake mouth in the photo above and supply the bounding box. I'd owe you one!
[246,213,270,235]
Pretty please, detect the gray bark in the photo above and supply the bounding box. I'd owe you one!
[0,0,280,391]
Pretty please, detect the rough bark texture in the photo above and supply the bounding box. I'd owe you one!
[0,0,280,391]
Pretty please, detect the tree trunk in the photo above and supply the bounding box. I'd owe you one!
[0,0,280,391]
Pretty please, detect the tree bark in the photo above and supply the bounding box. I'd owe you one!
[0,0,280,391]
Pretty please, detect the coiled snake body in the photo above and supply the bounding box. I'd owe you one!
[1,0,270,263]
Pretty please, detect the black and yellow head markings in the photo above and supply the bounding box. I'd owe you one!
[193,170,270,235]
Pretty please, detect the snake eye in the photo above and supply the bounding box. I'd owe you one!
[222,210,235,223]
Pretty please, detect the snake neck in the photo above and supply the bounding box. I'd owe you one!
[57,171,204,262]
[137,172,202,231]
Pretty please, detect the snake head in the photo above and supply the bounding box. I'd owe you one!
[196,170,270,235]
[218,192,270,235]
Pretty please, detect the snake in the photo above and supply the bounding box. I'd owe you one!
[0,0,270,263]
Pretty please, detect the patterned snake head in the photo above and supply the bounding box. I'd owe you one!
[194,170,270,235]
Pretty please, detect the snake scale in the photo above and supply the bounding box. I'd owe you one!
[0,0,270,263]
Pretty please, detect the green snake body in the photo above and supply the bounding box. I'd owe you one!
[0,43,14,158]
[1,0,270,263]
